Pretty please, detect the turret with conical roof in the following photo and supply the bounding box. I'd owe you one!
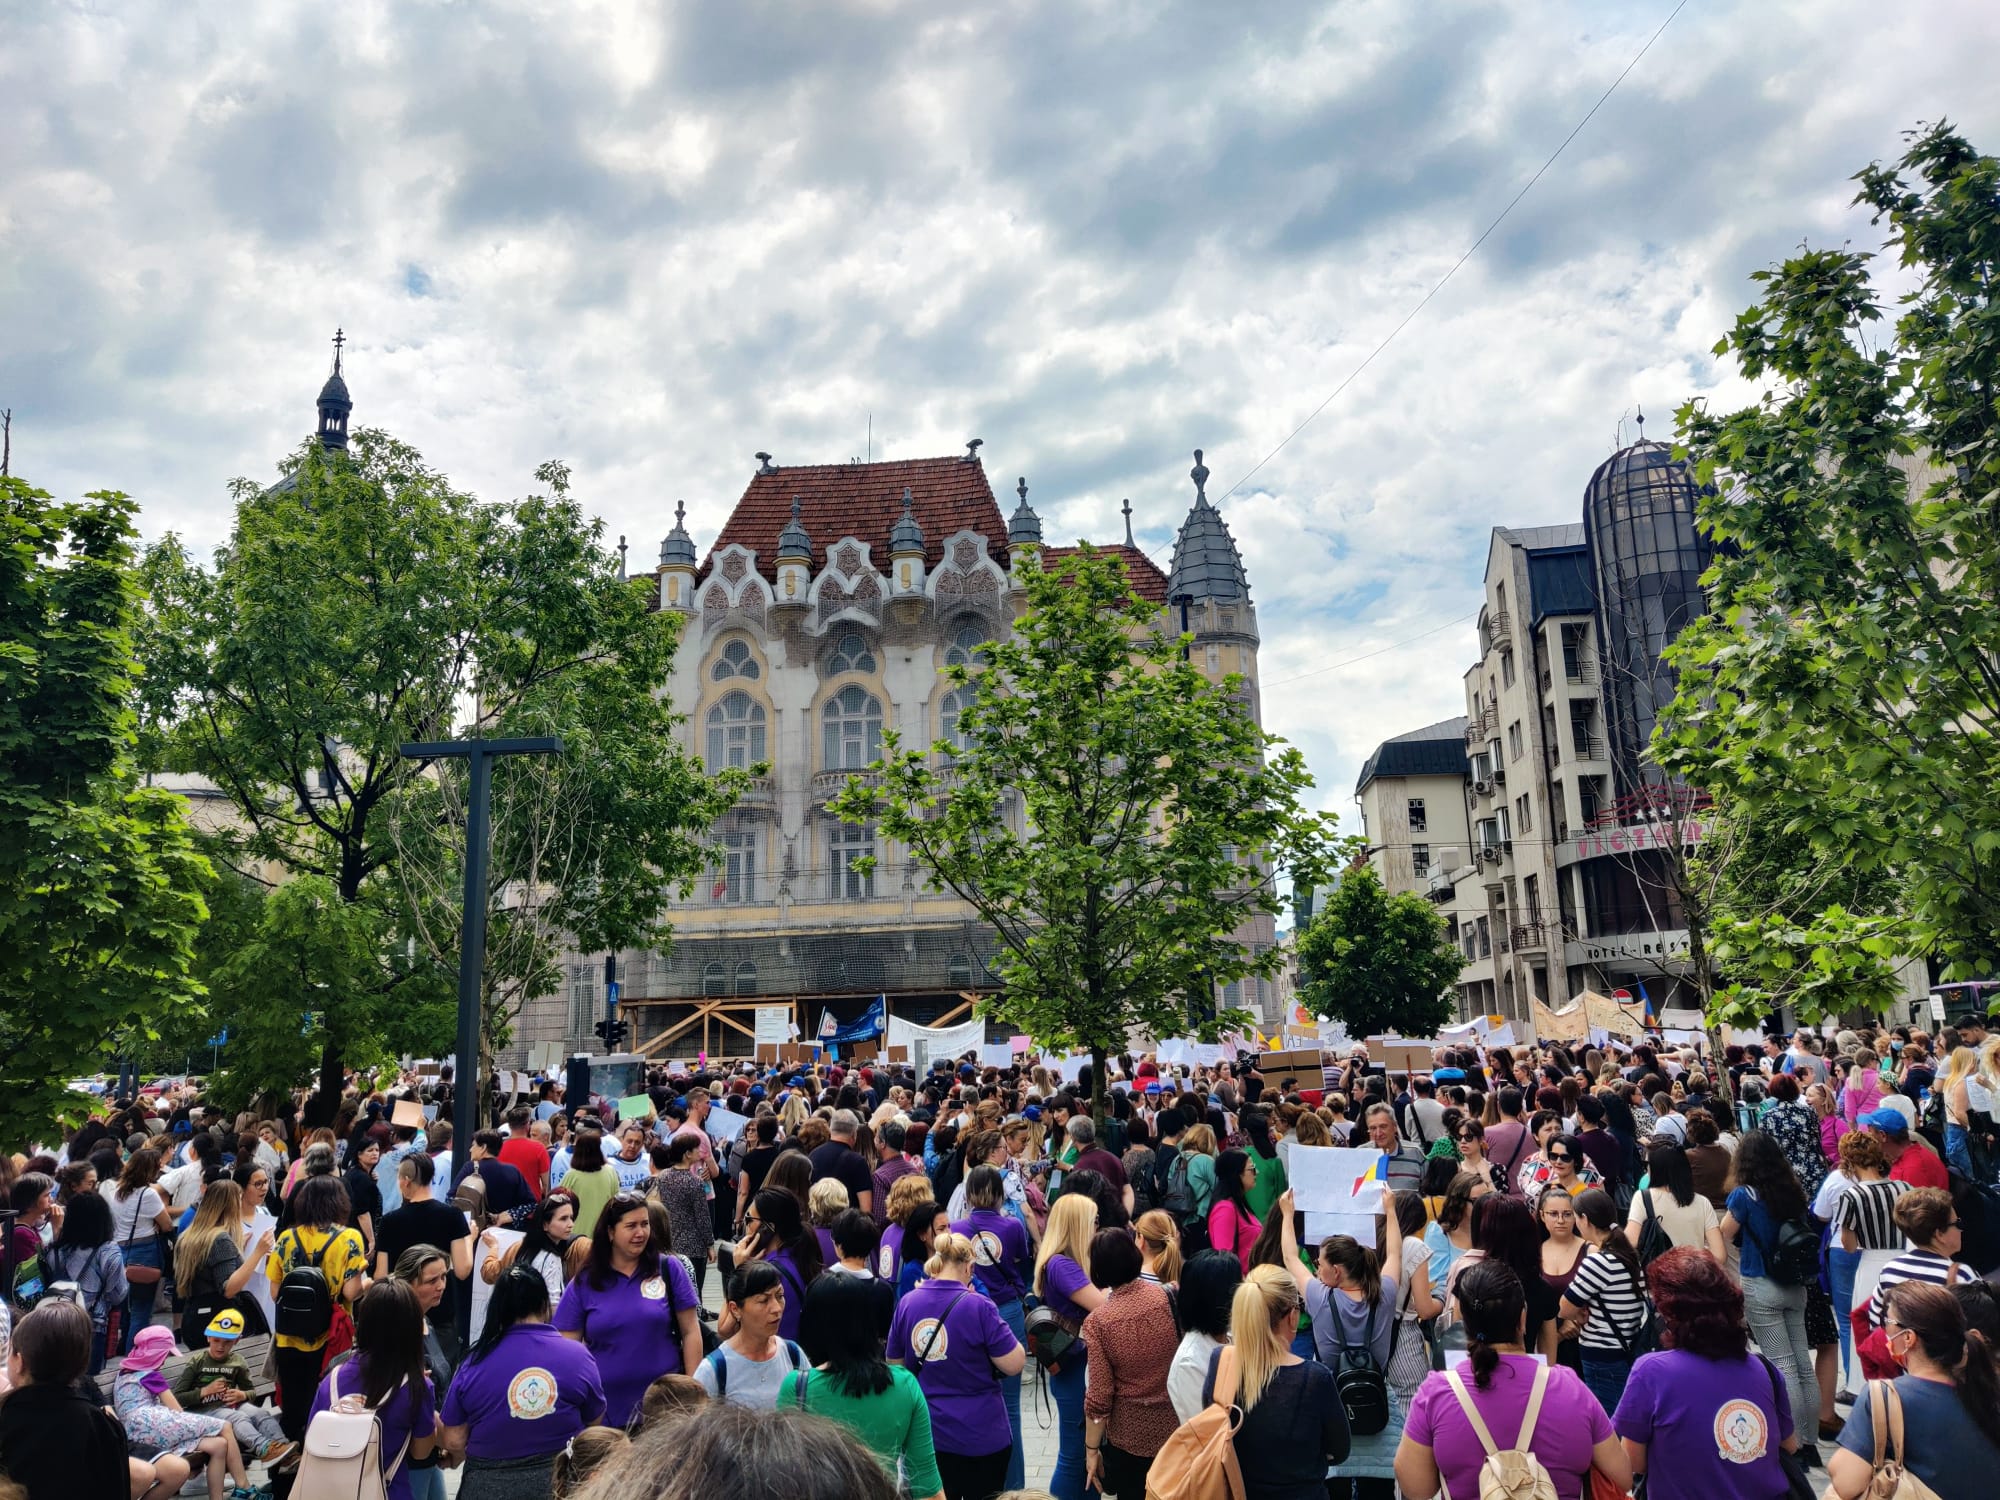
[657,501,698,611]
[775,496,813,603]
[888,485,926,597]
[1166,448,1250,604]
[317,329,352,452]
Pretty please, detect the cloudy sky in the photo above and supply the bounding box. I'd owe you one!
[5,0,1995,825]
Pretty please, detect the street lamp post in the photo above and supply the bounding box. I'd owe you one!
[400,735,563,1170]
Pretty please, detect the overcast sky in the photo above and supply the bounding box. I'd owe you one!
[5,0,1995,826]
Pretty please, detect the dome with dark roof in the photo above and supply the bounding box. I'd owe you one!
[1584,439,1687,504]
[1167,450,1249,603]
[318,370,351,407]
[776,497,813,560]
[888,487,925,553]
[659,501,697,568]
[1007,476,1042,546]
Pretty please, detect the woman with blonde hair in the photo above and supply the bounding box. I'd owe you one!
[174,1179,271,1348]
[1941,1044,1984,1180]
[1180,1122,1220,1250]
[1208,1264,1349,1491]
[887,1231,1025,1500]
[1033,1193,1103,1500]
[776,1093,809,1139]
[808,1178,849,1268]
[1135,1209,1183,1287]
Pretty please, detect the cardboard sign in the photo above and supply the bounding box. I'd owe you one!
[779,1044,806,1064]
[887,1046,910,1064]
[1368,1041,1436,1074]
[755,1044,780,1064]
[849,1040,880,1062]
[390,1098,424,1129]
[1257,1047,1324,1073]
[616,1094,655,1122]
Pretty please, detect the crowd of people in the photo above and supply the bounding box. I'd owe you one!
[2,1013,1999,1500]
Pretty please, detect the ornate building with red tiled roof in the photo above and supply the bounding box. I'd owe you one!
[515,446,1277,1061]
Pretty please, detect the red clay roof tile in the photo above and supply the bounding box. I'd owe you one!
[1040,543,1171,605]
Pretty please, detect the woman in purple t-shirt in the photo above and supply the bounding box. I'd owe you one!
[1395,1259,1626,1500]
[734,1187,825,1342]
[307,1281,438,1500]
[1612,1247,1800,1500]
[554,1192,701,1427]
[1032,1194,1104,1500]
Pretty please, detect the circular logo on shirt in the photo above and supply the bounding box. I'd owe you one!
[911,1317,951,1362]
[972,1230,1004,1267]
[640,1276,668,1301]
[506,1367,558,1420]
[1713,1398,1770,1463]
[879,1245,896,1278]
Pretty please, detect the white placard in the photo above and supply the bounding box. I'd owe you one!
[1189,1043,1228,1068]
[469,1228,525,1341]
[1288,1145,1390,1217]
[887,1016,985,1075]
[979,1043,1014,1070]
[1483,1023,1516,1049]
[756,1006,791,1046]
[1156,1039,1190,1066]
[704,1107,750,1145]
[1302,1210,1379,1247]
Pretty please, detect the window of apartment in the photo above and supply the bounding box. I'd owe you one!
[1523,873,1541,922]
[1507,721,1523,761]
[706,692,766,771]
[1496,806,1512,843]
[703,961,726,997]
[735,961,758,996]
[1561,623,1587,680]
[1407,798,1427,832]
[830,822,875,900]
[828,632,876,676]
[711,638,761,682]
[710,828,757,903]
[1412,843,1431,878]
[1569,700,1597,758]
[1500,649,1515,688]
[1515,794,1532,834]
[944,625,989,669]
[948,953,975,989]
[822,685,884,769]
[939,687,973,752]
[1476,915,1491,957]
[568,963,597,1036]
[1205,643,1220,673]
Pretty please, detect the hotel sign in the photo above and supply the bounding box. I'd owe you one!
[1560,819,1707,863]
[1566,929,1693,966]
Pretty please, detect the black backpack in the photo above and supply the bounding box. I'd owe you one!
[274,1231,337,1342]
[1329,1299,1390,1436]
[1748,1200,1821,1288]
[1634,1191,1674,1268]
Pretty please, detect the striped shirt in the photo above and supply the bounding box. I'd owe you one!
[1833,1178,1909,1250]
[1562,1245,1651,1354]
[1865,1248,1974,1328]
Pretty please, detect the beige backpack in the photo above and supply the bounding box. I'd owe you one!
[1145,1345,1248,1500]
[1438,1364,1559,1500]
[1847,1381,1942,1500]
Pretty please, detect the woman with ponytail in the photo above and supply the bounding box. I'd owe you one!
[1559,1188,1651,1414]
[1827,1279,2000,1497]
[1395,1259,1625,1500]
[1207,1264,1348,1497]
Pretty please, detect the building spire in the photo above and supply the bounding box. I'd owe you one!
[1121,497,1134,547]
[316,329,353,452]
[1190,448,1210,504]
[331,326,346,375]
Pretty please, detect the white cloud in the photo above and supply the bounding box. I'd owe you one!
[3,0,1996,818]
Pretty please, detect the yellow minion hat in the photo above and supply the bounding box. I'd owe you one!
[204,1308,247,1340]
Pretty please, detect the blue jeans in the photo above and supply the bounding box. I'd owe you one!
[1580,1351,1634,1416]
[1049,1351,1099,1500]
[1828,1246,1861,1385]
[405,1464,446,1500]
[997,1299,1027,1491]
[1945,1123,1975,1180]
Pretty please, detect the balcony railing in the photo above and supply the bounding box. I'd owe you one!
[812,768,883,803]
[1571,735,1608,761]
[1510,921,1547,951]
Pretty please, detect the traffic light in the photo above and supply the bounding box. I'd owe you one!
[592,1017,630,1051]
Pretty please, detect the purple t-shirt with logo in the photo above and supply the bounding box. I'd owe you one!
[440,1321,606,1460]
[307,1356,436,1500]
[877,1223,904,1280]
[952,1210,1030,1305]
[1405,1356,1610,1500]
[553,1255,697,1426]
[887,1278,1017,1453]
[1041,1253,1092,1325]
[1612,1349,1795,1500]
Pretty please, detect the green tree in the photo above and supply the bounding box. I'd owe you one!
[0,476,209,1141]
[139,439,734,1116]
[1295,864,1462,1042]
[830,545,1338,1125]
[1659,123,2000,985]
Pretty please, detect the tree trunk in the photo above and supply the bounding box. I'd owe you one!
[302,1039,343,1127]
[1090,1045,1107,1134]
[1687,914,1735,1113]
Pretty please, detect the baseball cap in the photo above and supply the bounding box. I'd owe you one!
[1144,1082,1162,1095]
[205,1309,247,1341]
[1860,1107,1909,1136]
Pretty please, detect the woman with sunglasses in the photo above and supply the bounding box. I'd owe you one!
[1450,1121,1504,1194]
[1520,1125,1601,1201]
[554,1192,701,1428]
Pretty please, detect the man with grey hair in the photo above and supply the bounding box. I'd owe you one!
[869,1118,919,1226]
[1364,1101,1426,1191]
[809,1107,873,1215]
[1066,1115,1134,1217]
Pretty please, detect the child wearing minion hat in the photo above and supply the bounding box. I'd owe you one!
[170,1308,296,1468]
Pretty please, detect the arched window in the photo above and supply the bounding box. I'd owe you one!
[734,961,758,996]
[821,685,883,770]
[830,823,875,900]
[703,961,726,996]
[705,692,766,771]
[711,639,761,682]
[948,953,974,989]
[828,632,876,676]
[944,625,989,668]
[939,687,974,752]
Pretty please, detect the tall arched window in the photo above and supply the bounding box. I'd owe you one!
[706,692,766,771]
[939,687,973,752]
[734,961,758,996]
[828,632,876,676]
[821,685,883,770]
[703,962,726,996]
[948,953,974,989]
[711,639,761,681]
[944,625,989,668]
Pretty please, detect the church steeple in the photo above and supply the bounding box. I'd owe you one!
[316,328,353,452]
[1166,448,1250,603]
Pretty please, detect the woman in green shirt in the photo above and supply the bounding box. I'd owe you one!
[780,1274,943,1500]
[1244,1107,1289,1224]
[1182,1123,1220,1249]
